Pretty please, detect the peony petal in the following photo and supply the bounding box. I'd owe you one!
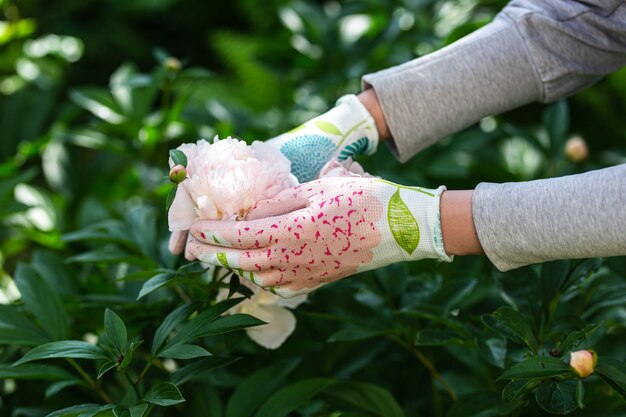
[243,304,296,349]
[168,185,198,231]
[277,293,308,309]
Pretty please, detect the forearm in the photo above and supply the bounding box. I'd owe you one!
[440,190,483,257]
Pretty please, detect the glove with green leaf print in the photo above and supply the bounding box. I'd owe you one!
[186,176,453,298]
[267,94,379,183]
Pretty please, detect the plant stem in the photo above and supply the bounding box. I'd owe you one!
[389,336,458,401]
[124,369,142,400]
[136,360,154,385]
[144,404,156,417]
[66,358,113,403]
[173,285,191,303]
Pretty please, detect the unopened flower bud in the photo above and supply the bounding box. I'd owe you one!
[169,164,187,184]
[564,136,589,163]
[164,57,182,73]
[570,349,597,378]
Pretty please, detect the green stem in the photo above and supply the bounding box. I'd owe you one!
[375,179,435,197]
[337,118,368,148]
[136,360,153,385]
[124,369,142,399]
[66,358,112,403]
[144,404,156,417]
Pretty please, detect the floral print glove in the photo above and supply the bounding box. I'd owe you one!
[267,94,379,183]
[186,176,453,298]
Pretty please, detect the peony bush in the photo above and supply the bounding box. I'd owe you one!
[1,1,626,416]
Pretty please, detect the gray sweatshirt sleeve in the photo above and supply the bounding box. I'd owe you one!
[362,0,626,270]
[362,0,626,161]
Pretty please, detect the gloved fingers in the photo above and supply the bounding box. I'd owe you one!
[190,218,274,249]
[246,193,309,221]
[168,230,188,255]
[185,237,245,268]
[184,232,198,261]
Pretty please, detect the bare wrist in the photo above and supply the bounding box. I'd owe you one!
[440,190,484,256]
[357,89,391,141]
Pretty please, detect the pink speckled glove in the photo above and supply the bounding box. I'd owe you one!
[185,176,453,297]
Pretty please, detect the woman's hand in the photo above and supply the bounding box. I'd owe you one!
[186,176,452,298]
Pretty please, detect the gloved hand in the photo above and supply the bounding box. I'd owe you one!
[267,94,379,183]
[169,94,379,255]
[185,176,453,298]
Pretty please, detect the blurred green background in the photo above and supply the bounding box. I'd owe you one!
[1,0,626,416]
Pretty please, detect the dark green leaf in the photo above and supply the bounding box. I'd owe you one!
[502,380,536,403]
[446,392,521,417]
[169,149,188,167]
[44,404,99,417]
[151,303,197,356]
[415,327,465,346]
[171,356,240,385]
[482,307,536,350]
[77,404,115,417]
[254,378,335,417]
[498,356,572,380]
[0,363,74,380]
[535,380,578,414]
[540,260,570,307]
[561,258,602,292]
[543,100,569,152]
[129,404,148,417]
[595,356,626,399]
[70,88,125,124]
[476,337,507,369]
[0,305,49,346]
[97,361,116,379]
[14,262,69,340]
[104,309,127,354]
[226,359,301,417]
[13,341,107,366]
[166,187,177,212]
[45,379,81,398]
[228,273,240,299]
[158,343,211,360]
[558,323,604,354]
[136,272,176,299]
[143,382,185,406]
[322,381,406,417]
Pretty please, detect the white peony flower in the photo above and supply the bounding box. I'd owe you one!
[168,136,298,232]
[218,278,307,349]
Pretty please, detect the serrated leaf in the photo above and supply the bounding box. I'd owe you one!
[595,356,626,399]
[535,380,578,414]
[498,356,572,380]
[314,120,342,136]
[482,306,537,350]
[169,149,188,167]
[13,341,107,366]
[137,272,176,299]
[151,303,197,356]
[143,382,185,406]
[158,343,211,360]
[104,309,127,354]
[387,189,419,255]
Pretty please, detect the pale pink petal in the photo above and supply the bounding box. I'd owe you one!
[243,304,296,349]
[168,186,197,232]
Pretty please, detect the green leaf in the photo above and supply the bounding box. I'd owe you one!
[77,404,115,417]
[129,404,148,417]
[502,379,536,403]
[44,404,99,417]
[45,379,81,398]
[535,380,578,414]
[158,343,211,360]
[13,341,107,366]
[104,309,127,354]
[543,100,569,152]
[0,363,74,380]
[14,262,69,341]
[561,258,602,292]
[136,272,176,299]
[171,356,239,385]
[314,120,342,136]
[482,306,537,350]
[151,303,197,356]
[415,327,465,346]
[595,356,626,399]
[254,378,335,417]
[322,381,406,417]
[226,359,301,417]
[97,361,116,379]
[165,298,247,348]
[447,392,521,417]
[228,273,240,298]
[166,186,177,212]
[558,322,604,354]
[476,337,507,369]
[143,382,186,406]
[169,149,188,167]
[498,356,572,380]
[0,304,49,346]
[70,87,126,124]
[387,188,419,255]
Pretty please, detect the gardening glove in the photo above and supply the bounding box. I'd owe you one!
[267,94,379,183]
[186,176,453,298]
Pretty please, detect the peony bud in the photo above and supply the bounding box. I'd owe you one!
[163,57,182,73]
[564,136,589,163]
[569,349,597,378]
[169,164,187,184]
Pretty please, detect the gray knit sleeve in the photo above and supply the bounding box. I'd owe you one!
[472,164,626,271]
[362,0,626,162]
